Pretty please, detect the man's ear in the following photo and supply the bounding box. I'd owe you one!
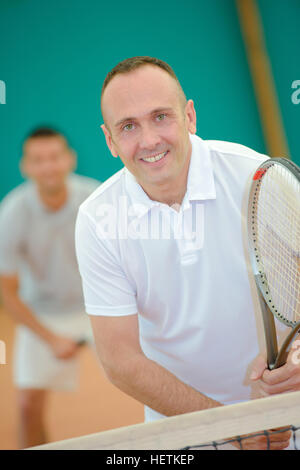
[19,156,28,179]
[68,149,77,172]
[101,124,118,158]
[185,100,197,135]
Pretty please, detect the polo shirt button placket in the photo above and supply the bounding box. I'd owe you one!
[175,207,199,265]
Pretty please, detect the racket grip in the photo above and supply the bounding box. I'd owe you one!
[255,282,278,370]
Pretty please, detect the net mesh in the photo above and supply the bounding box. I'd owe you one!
[181,426,300,450]
[254,163,300,325]
[31,391,300,451]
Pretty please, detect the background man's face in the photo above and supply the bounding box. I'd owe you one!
[101,65,196,190]
[22,136,74,193]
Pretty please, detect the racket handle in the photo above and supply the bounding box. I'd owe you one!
[255,280,278,370]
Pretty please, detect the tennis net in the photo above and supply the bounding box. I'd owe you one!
[30,391,300,450]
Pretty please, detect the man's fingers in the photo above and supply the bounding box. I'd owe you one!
[237,427,292,450]
[261,362,299,384]
[250,355,268,381]
[268,428,292,442]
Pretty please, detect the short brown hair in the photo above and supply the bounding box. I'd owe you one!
[24,126,69,146]
[22,126,69,156]
[101,56,187,113]
[26,126,64,140]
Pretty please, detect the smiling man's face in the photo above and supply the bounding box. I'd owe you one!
[101,65,196,196]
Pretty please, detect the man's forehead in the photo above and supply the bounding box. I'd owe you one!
[24,136,67,155]
[102,65,180,120]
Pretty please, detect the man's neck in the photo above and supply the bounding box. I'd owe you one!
[147,184,186,208]
[37,184,68,211]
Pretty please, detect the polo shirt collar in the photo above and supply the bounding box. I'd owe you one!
[124,134,216,217]
[185,134,216,202]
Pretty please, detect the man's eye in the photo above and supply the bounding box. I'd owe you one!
[123,123,134,131]
[156,114,166,121]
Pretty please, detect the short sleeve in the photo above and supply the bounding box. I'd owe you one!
[75,207,137,316]
[0,196,24,275]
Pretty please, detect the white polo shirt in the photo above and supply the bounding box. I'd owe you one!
[75,134,269,421]
[0,173,100,317]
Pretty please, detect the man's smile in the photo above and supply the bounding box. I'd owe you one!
[140,150,169,164]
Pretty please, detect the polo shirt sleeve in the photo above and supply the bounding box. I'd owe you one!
[0,196,23,275]
[75,207,137,316]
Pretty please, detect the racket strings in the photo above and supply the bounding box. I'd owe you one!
[254,164,300,324]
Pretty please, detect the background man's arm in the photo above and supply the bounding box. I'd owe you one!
[0,274,80,359]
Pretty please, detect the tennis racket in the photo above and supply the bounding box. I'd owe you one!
[248,157,300,370]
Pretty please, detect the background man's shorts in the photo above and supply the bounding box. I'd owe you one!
[13,311,94,391]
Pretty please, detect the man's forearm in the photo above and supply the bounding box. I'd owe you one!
[2,292,54,344]
[106,352,222,417]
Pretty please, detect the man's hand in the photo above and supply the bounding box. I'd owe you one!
[0,274,83,360]
[246,342,300,450]
[48,335,81,360]
[250,340,300,396]
[231,427,292,450]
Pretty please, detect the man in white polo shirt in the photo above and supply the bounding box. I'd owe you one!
[0,127,99,448]
[75,57,299,450]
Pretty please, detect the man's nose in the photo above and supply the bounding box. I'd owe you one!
[39,159,57,174]
[139,124,161,151]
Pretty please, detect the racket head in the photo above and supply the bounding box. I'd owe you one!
[248,157,300,329]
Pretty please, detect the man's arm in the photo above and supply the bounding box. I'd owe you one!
[90,313,221,416]
[91,313,292,449]
[0,274,80,360]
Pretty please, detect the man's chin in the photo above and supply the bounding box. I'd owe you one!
[38,180,65,194]
[139,172,174,190]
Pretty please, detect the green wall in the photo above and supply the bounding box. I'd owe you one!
[257,0,300,162]
[0,0,299,200]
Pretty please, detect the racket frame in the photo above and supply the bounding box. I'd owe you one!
[248,157,300,369]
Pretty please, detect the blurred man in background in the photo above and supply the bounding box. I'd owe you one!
[0,127,99,448]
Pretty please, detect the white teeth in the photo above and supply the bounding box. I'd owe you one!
[142,152,166,163]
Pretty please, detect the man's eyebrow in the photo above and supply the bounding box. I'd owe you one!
[114,116,136,128]
[151,107,173,115]
[113,107,174,128]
